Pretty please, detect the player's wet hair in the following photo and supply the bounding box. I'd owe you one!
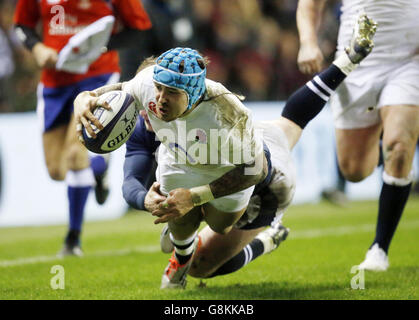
[136,56,156,74]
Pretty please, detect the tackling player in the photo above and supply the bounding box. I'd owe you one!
[74,14,377,288]
[13,0,151,257]
[297,0,419,271]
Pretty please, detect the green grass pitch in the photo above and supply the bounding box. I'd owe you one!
[1,197,418,300]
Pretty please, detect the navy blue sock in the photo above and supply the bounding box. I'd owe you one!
[208,239,264,278]
[282,64,346,129]
[373,182,412,253]
[68,185,90,234]
[174,239,195,265]
[65,229,81,246]
[90,155,107,177]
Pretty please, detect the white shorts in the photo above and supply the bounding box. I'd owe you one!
[330,57,419,129]
[156,146,255,213]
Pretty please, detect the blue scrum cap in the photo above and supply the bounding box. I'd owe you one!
[153,47,207,110]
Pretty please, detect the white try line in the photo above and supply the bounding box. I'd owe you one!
[0,245,160,268]
[290,219,419,239]
[1,220,419,268]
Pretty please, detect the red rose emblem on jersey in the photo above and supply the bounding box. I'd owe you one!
[148,101,157,114]
[195,129,207,144]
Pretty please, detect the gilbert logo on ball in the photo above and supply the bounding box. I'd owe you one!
[82,91,138,154]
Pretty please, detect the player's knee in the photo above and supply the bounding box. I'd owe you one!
[339,159,372,182]
[269,171,295,208]
[383,139,412,173]
[65,144,87,170]
[47,168,66,181]
[45,162,65,181]
[206,223,231,235]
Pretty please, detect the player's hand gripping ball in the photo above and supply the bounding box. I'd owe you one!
[82,90,138,154]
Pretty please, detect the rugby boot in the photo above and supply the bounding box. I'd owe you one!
[346,14,378,64]
[93,154,110,205]
[256,220,289,254]
[358,243,389,271]
[160,237,201,289]
[57,230,84,258]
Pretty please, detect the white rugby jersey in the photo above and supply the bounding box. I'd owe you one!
[122,66,263,192]
[337,0,419,66]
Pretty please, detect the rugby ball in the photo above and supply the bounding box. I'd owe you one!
[82,90,139,154]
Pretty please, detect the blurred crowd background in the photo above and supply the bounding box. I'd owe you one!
[0,0,341,113]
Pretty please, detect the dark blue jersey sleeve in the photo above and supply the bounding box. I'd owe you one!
[125,116,160,157]
[122,117,161,210]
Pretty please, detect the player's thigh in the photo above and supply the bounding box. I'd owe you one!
[201,185,254,234]
[203,202,247,235]
[329,64,385,181]
[190,225,263,278]
[42,124,69,180]
[63,115,90,171]
[37,82,78,176]
[378,59,419,174]
[335,123,382,182]
[380,105,419,175]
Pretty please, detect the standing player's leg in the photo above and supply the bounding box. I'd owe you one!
[42,124,92,257]
[358,105,419,271]
[335,124,382,183]
[277,14,378,150]
[59,114,95,257]
[37,83,94,257]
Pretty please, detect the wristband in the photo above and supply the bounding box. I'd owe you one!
[190,185,214,207]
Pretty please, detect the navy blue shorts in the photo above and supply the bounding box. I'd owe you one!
[36,73,119,132]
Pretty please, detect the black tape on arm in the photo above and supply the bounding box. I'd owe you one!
[14,24,41,51]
